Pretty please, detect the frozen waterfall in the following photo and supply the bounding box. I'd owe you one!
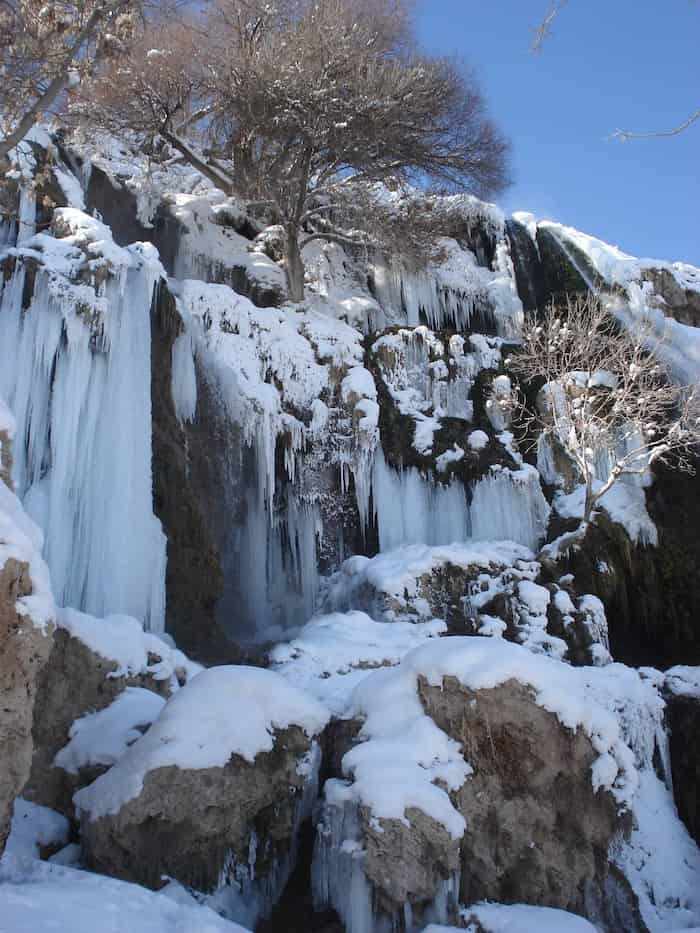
[0,249,167,632]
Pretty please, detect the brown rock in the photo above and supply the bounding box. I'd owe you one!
[0,557,53,853]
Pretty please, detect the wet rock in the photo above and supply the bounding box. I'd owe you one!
[665,683,700,845]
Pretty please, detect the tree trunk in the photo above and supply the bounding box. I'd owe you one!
[285,224,305,302]
[583,480,596,525]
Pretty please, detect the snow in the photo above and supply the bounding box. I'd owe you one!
[0,859,251,933]
[54,687,166,775]
[435,444,465,472]
[3,799,69,863]
[517,579,551,616]
[341,366,377,405]
[539,221,700,383]
[433,902,598,932]
[271,610,446,715]
[664,665,700,700]
[57,607,201,685]
[169,192,285,296]
[554,480,657,546]
[370,326,484,454]
[467,429,489,451]
[616,770,700,932]
[326,540,534,614]
[74,666,330,820]
[0,450,55,630]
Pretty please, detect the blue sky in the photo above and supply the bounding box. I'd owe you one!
[415,1,699,266]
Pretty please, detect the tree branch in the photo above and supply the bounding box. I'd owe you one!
[610,108,700,141]
[0,0,131,163]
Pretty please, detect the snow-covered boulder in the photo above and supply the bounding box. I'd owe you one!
[0,428,55,854]
[312,638,654,933]
[75,666,329,930]
[25,608,199,818]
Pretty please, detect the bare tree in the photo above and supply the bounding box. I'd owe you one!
[208,0,510,300]
[508,295,699,526]
[79,0,510,301]
[532,1,698,139]
[68,18,236,191]
[0,0,146,165]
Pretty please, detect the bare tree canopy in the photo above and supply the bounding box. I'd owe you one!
[78,0,510,299]
[532,1,699,140]
[0,0,148,163]
[508,295,699,526]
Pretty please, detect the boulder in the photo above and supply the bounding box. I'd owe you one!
[25,608,197,817]
[313,637,644,932]
[76,666,329,930]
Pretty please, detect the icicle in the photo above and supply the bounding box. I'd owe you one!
[470,466,551,551]
[0,249,167,632]
[312,796,375,933]
[16,185,37,246]
[171,331,197,422]
[372,450,471,551]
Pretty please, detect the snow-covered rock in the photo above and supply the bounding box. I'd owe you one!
[25,609,198,818]
[76,666,329,929]
[312,636,670,932]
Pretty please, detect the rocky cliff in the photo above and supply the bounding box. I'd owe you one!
[0,130,698,933]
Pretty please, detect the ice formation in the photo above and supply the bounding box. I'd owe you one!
[0,211,167,631]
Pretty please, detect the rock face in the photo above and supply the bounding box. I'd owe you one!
[421,676,621,913]
[149,282,234,663]
[0,557,53,853]
[667,690,700,845]
[76,666,329,929]
[552,463,700,669]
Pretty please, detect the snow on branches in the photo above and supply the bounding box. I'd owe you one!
[507,294,700,525]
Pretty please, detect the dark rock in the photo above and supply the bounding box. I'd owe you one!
[667,692,700,845]
[149,282,237,663]
[548,462,700,669]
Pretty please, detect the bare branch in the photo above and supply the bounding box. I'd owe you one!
[531,0,567,53]
[610,108,700,141]
[508,294,700,528]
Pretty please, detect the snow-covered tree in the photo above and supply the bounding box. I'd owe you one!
[508,295,699,525]
[79,0,510,300]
